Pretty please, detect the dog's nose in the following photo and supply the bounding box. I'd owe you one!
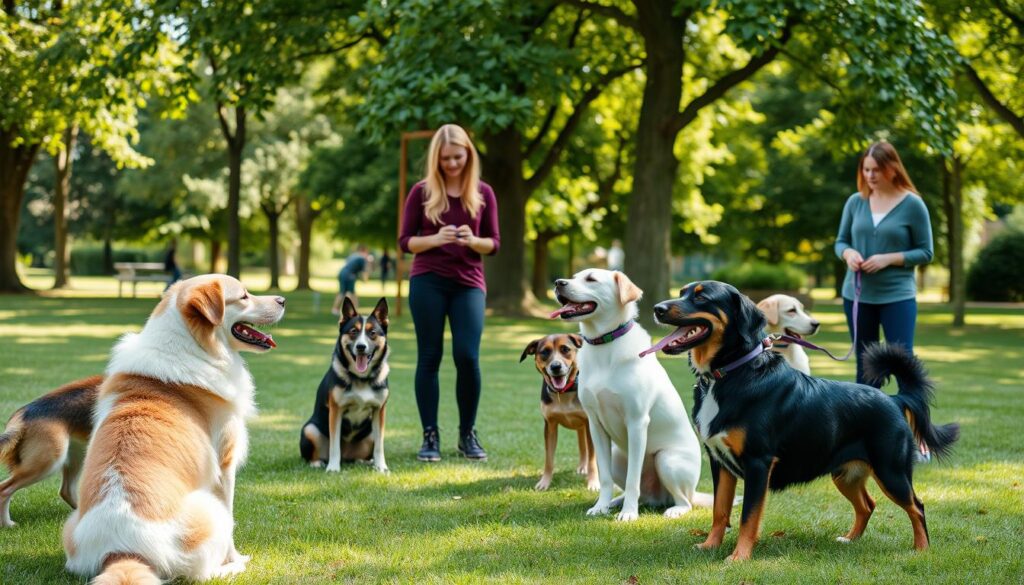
[554,279,568,287]
[653,303,669,319]
[550,362,563,373]
[811,321,820,331]
[275,297,286,306]
[355,343,367,352]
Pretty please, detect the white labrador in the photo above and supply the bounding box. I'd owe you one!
[756,294,820,375]
[552,269,707,521]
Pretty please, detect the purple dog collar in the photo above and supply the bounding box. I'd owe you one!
[711,337,773,380]
[583,320,635,345]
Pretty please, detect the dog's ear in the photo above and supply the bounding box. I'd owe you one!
[614,271,643,306]
[372,297,389,331]
[733,286,767,347]
[520,338,542,363]
[757,297,779,326]
[569,334,583,349]
[341,296,358,322]
[178,280,224,348]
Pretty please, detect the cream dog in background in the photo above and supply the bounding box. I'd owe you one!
[63,275,285,584]
[756,294,820,375]
[551,269,708,521]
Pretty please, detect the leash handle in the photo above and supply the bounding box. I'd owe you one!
[777,271,860,362]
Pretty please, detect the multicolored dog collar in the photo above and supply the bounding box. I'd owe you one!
[583,320,635,345]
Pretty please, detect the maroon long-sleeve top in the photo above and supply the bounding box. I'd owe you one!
[398,181,501,292]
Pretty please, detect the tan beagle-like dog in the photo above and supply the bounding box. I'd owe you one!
[520,333,598,491]
[756,294,820,375]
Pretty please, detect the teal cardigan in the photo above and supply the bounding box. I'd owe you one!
[834,192,933,304]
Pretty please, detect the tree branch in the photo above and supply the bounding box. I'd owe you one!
[526,62,642,191]
[992,0,1024,35]
[670,16,798,136]
[559,0,639,31]
[964,59,1024,138]
[294,31,380,59]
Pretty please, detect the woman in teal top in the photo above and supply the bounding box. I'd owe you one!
[834,141,933,389]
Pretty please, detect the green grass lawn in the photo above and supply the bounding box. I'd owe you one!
[2,274,1022,583]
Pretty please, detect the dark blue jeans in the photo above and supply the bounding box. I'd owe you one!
[409,273,485,434]
[844,297,917,387]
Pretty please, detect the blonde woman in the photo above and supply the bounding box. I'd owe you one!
[399,124,500,462]
[835,141,934,457]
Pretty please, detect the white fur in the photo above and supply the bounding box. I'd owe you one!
[65,275,283,581]
[757,294,820,376]
[555,269,704,521]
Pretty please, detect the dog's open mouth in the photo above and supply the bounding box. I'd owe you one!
[353,352,374,373]
[639,322,709,357]
[550,295,597,319]
[232,322,276,349]
[548,374,569,390]
[783,328,803,340]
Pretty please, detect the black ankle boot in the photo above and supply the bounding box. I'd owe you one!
[457,429,487,461]
[418,426,441,462]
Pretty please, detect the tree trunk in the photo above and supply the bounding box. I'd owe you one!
[221,105,246,278]
[482,127,534,314]
[294,194,319,291]
[625,1,686,325]
[264,206,281,290]
[531,231,555,301]
[52,125,78,289]
[210,239,222,273]
[942,156,966,327]
[0,130,40,293]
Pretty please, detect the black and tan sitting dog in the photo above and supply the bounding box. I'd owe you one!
[300,297,390,473]
[645,280,959,561]
[520,333,598,491]
[1,376,102,527]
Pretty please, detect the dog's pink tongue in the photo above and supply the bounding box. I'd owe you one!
[355,355,369,372]
[639,327,688,358]
[549,305,574,319]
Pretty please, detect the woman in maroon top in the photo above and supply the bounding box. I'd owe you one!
[399,124,500,462]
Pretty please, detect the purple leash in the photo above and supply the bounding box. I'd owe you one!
[774,270,861,362]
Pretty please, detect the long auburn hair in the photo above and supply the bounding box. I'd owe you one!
[421,124,482,224]
[856,141,919,198]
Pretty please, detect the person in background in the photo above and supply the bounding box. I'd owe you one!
[607,238,624,272]
[834,140,934,460]
[398,124,500,463]
[331,244,370,315]
[164,239,181,291]
[380,250,392,286]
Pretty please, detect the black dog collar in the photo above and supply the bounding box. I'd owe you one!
[583,320,635,345]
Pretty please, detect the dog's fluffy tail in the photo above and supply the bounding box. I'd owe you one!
[0,412,25,462]
[863,343,960,459]
[90,555,161,585]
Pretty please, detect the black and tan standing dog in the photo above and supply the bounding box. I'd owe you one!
[520,333,599,491]
[300,297,390,473]
[0,376,102,527]
[645,280,959,561]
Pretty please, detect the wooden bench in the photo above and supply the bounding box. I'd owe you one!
[114,262,169,298]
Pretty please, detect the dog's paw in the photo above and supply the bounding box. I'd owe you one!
[616,509,639,522]
[326,462,342,473]
[228,548,251,565]
[1,520,16,528]
[586,503,611,516]
[663,504,693,519]
[576,464,588,475]
[695,538,722,551]
[373,464,390,474]
[309,460,324,469]
[535,476,552,491]
[585,478,600,492]
[726,549,752,562]
[836,536,852,544]
[211,559,248,578]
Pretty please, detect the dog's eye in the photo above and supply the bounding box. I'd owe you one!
[694,293,706,302]
[367,330,377,338]
[585,274,597,282]
[559,345,571,354]
[539,349,551,359]
[240,292,249,300]
[787,308,797,313]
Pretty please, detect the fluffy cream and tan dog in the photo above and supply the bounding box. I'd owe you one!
[756,294,820,375]
[62,275,285,584]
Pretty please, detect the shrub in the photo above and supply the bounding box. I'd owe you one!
[710,261,807,291]
[967,229,1024,302]
[70,245,162,276]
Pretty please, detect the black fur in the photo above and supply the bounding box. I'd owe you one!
[652,280,959,551]
[299,298,390,464]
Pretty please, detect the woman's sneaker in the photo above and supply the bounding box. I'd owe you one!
[457,429,487,461]
[418,427,441,462]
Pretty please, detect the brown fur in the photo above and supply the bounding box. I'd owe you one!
[77,374,224,522]
[689,310,728,370]
[177,280,225,354]
[1,375,102,527]
[520,333,598,491]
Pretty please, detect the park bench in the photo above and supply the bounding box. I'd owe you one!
[114,262,168,298]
